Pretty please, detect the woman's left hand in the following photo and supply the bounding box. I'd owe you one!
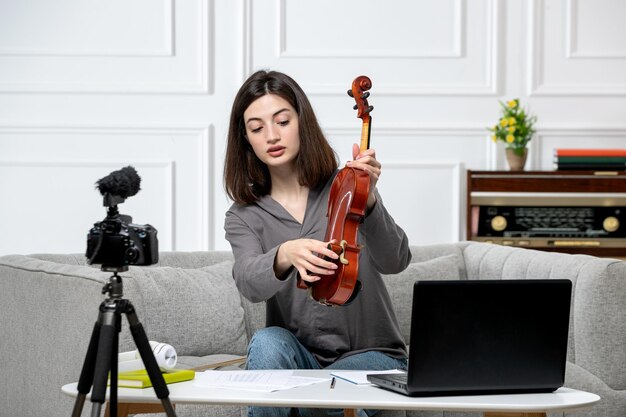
[346,143,380,211]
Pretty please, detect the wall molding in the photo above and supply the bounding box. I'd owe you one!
[565,0,626,59]
[326,123,493,135]
[244,0,501,96]
[0,124,213,251]
[0,0,211,94]
[382,161,463,242]
[277,0,464,59]
[0,159,175,252]
[326,124,495,169]
[531,125,626,170]
[0,0,174,57]
[528,0,626,96]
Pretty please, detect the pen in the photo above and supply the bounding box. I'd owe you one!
[330,377,336,389]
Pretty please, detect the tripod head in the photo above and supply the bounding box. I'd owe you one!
[101,269,126,301]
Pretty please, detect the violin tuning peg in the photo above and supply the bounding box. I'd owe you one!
[361,92,370,99]
[367,105,374,113]
[353,104,358,110]
[347,90,354,97]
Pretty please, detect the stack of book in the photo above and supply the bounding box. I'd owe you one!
[554,149,626,171]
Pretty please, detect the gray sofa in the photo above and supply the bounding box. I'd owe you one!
[1,241,625,417]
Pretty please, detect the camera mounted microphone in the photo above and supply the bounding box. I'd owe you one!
[96,165,141,209]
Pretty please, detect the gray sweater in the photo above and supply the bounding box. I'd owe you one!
[225,174,411,366]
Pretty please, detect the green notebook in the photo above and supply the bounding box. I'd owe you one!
[110,369,195,389]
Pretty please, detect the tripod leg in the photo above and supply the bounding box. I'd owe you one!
[71,320,102,417]
[89,309,118,417]
[108,316,120,417]
[125,303,177,417]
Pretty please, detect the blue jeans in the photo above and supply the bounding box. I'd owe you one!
[246,327,408,417]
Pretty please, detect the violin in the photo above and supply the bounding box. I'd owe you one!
[297,76,374,306]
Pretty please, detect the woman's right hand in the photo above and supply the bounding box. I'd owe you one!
[275,239,339,282]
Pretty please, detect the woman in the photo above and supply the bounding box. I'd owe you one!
[224,70,411,417]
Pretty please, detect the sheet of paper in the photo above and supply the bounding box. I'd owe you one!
[330,369,405,385]
[193,370,330,392]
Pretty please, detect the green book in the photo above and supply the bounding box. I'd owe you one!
[556,156,626,164]
[109,369,195,389]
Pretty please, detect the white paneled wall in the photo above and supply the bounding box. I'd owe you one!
[0,0,625,255]
[0,0,211,93]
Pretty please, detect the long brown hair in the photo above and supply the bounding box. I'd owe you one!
[224,70,338,204]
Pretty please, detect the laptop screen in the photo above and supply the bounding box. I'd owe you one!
[406,279,572,393]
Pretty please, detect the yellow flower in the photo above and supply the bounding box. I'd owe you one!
[487,98,536,149]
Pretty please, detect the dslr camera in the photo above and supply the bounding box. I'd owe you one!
[86,166,158,270]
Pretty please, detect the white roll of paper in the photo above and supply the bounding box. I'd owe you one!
[117,341,177,372]
[150,341,177,369]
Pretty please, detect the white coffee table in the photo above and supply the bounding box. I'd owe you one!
[62,369,600,417]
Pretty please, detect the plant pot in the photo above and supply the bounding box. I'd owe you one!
[505,148,528,171]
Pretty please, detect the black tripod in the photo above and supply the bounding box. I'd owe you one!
[71,267,177,417]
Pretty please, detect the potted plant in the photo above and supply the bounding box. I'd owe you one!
[489,98,537,170]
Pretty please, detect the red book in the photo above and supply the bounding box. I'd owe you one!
[555,148,626,157]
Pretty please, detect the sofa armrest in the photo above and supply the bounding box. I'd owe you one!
[564,362,626,416]
[0,255,111,416]
[461,242,626,392]
[574,261,626,391]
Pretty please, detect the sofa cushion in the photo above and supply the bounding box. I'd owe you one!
[119,260,248,357]
[383,254,463,344]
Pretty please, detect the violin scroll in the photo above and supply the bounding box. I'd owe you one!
[347,76,374,120]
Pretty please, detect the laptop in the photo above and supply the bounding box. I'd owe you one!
[368,279,572,396]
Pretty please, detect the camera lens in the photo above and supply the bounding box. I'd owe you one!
[125,246,139,261]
